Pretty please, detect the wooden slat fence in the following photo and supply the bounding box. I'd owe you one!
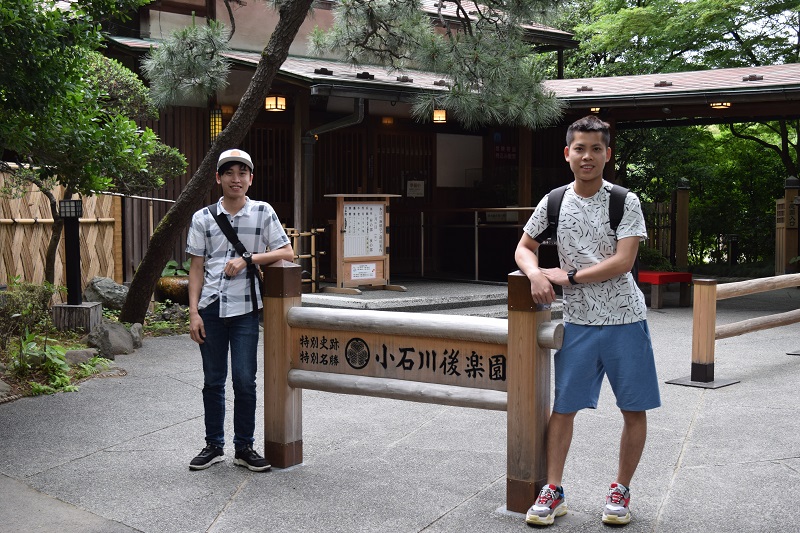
[0,174,117,300]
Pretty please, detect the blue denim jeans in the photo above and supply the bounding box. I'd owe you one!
[198,301,259,450]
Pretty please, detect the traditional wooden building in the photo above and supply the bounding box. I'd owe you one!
[104,2,800,283]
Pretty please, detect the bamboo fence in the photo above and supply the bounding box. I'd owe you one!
[0,173,120,301]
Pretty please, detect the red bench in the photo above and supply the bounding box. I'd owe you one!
[637,271,693,309]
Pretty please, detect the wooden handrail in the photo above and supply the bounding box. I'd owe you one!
[715,273,800,300]
[0,217,115,224]
[684,274,800,386]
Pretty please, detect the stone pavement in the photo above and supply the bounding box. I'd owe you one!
[0,280,799,533]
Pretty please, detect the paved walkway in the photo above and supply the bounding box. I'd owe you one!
[1,281,799,532]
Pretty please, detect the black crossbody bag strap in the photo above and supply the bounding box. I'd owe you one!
[207,204,259,305]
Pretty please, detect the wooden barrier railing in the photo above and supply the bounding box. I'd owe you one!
[263,261,562,514]
[284,227,326,293]
[668,273,800,389]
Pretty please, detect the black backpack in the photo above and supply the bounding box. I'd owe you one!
[533,184,639,282]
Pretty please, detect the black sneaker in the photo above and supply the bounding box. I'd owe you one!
[189,444,224,470]
[233,445,271,472]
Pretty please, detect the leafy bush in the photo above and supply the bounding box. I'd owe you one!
[161,259,191,277]
[0,279,59,351]
[638,245,673,272]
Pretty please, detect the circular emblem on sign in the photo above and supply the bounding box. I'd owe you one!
[344,338,370,370]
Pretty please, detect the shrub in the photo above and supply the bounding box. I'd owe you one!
[0,279,58,351]
[638,245,673,272]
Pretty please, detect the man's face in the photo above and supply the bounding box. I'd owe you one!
[564,131,611,184]
[216,163,253,199]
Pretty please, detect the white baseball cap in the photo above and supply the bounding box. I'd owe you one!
[217,149,254,171]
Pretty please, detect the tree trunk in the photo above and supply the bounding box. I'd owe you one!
[42,188,62,285]
[45,218,64,285]
[119,0,314,324]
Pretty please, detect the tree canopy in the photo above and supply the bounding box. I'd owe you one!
[1,0,186,283]
[549,0,799,267]
[309,0,564,129]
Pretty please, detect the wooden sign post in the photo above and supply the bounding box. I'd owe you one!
[264,262,561,514]
[323,194,406,294]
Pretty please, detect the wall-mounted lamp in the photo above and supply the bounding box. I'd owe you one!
[433,109,447,123]
[381,116,394,125]
[709,102,731,109]
[209,108,223,141]
[590,107,601,113]
[220,105,235,116]
[265,95,287,112]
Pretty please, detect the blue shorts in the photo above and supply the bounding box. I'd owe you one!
[553,321,661,414]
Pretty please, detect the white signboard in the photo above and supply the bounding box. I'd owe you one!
[343,203,384,257]
[351,263,377,280]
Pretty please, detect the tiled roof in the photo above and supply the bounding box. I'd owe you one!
[108,36,800,108]
[418,0,576,44]
[544,64,800,107]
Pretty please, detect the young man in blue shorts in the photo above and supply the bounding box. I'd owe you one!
[515,115,661,526]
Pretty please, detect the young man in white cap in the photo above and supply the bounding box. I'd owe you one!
[186,149,294,471]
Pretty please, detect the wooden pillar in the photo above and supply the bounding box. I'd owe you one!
[518,127,532,207]
[506,271,552,513]
[112,196,124,284]
[264,260,304,468]
[690,279,717,382]
[675,184,689,270]
[783,177,799,274]
[293,91,309,232]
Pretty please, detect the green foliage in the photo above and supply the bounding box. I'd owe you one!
[0,280,112,399]
[161,259,192,277]
[638,244,673,271]
[569,0,799,76]
[0,0,150,153]
[547,0,799,267]
[74,356,112,381]
[1,1,187,196]
[0,280,59,351]
[142,18,231,108]
[89,52,157,122]
[310,0,564,129]
[1,1,188,285]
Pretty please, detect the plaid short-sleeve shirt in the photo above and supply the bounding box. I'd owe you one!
[186,197,290,318]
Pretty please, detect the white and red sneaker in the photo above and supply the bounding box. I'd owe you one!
[602,482,632,525]
[525,484,567,526]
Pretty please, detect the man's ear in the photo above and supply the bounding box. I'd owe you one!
[564,146,570,160]
[605,147,612,162]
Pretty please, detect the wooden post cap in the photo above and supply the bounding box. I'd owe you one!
[508,270,550,312]
[264,260,302,298]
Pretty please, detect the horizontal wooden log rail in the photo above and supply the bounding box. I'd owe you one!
[716,308,800,340]
[0,217,115,224]
[264,262,561,514]
[672,273,800,388]
[288,369,508,411]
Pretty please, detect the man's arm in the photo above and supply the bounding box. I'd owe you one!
[187,254,206,345]
[542,236,639,287]
[254,243,294,267]
[515,233,557,305]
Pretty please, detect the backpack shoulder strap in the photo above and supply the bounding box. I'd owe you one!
[534,184,570,243]
[609,184,629,233]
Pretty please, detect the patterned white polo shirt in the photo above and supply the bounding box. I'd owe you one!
[186,197,290,318]
[523,180,648,325]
